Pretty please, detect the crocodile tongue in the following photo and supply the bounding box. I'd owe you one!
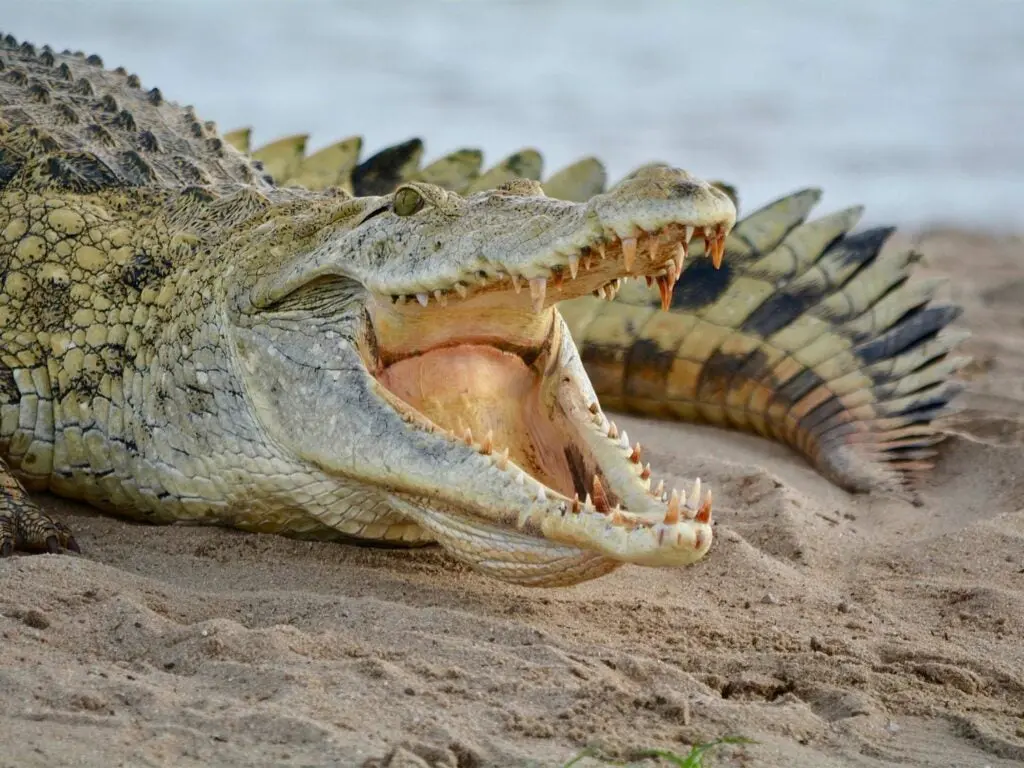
[377,342,575,496]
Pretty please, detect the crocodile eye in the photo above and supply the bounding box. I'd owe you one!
[394,186,425,217]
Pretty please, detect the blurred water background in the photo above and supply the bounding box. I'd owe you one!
[4,0,1023,230]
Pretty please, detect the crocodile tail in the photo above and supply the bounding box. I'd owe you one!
[559,190,969,492]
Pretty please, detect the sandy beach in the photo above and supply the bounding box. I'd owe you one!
[2,229,1022,767]
[3,3,1024,765]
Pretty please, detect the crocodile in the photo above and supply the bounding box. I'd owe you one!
[0,35,967,586]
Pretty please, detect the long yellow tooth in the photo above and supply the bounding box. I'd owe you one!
[481,429,494,455]
[695,489,712,524]
[621,237,637,272]
[598,242,607,260]
[663,508,680,525]
[674,242,687,273]
[529,277,547,312]
[591,475,610,513]
[433,289,447,306]
[668,488,681,517]
[656,275,672,310]
[567,253,579,279]
[684,225,695,243]
[648,237,659,265]
[453,282,468,298]
[510,274,522,294]
[416,293,429,307]
[712,232,725,269]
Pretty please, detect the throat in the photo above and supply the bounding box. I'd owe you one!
[377,344,575,495]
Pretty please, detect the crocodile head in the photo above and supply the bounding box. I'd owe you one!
[230,167,735,586]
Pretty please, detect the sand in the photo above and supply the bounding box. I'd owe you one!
[2,230,1023,768]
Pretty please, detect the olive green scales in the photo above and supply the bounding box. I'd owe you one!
[0,35,966,586]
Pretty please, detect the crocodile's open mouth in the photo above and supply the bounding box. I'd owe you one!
[360,224,725,564]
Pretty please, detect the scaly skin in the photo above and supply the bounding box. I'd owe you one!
[0,35,740,586]
[238,132,968,494]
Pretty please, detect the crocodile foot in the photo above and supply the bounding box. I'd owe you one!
[1,466,80,556]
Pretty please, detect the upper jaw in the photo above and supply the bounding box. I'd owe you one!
[360,165,736,311]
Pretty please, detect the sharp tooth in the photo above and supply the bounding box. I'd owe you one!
[595,284,607,300]
[629,443,642,464]
[684,225,694,243]
[571,493,581,514]
[552,270,565,291]
[712,229,725,269]
[416,293,429,307]
[645,275,654,287]
[619,430,630,449]
[433,289,447,306]
[588,402,600,415]
[674,242,687,274]
[653,479,664,498]
[454,282,468,298]
[462,427,474,445]
[529,277,547,312]
[656,275,672,311]
[584,493,594,510]
[481,429,493,455]
[609,508,628,526]
[704,225,714,239]
[695,488,712,523]
[517,508,532,529]
[689,478,701,508]
[648,237,659,264]
[621,237,637,272]
[567,254,579,279]
[536,485,547,503]
[640,462,651,479]
[665,490,681,525]
[510,274,522,294]
[607,421,618,440]
[591,475,610,513]
[395,295,408,305]
[598,242,607,260]
[666,260,678,290]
